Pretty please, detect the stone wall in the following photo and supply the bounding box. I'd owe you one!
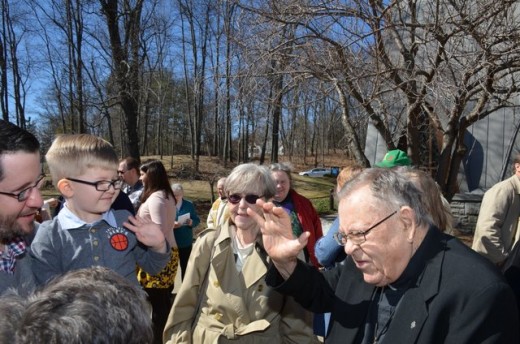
[449,193,483,234]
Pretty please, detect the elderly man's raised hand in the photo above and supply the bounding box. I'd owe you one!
[248,199,310,279]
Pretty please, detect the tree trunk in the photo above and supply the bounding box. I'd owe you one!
[0,9,8,121]
[270,72,283,163]
[100,0,142,160]
[334,81,369,166]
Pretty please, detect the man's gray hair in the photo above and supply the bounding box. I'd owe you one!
[338,168,433,228]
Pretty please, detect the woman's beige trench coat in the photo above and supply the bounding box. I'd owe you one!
[163,220,318,344]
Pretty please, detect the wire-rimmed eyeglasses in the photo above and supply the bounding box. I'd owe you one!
[333,210,397,246]
[0,174,46,202]
[66,177,123,191]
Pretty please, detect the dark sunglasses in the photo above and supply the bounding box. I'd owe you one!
[227,193,262,205]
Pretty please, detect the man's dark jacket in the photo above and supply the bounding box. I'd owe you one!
[266,228,519,343]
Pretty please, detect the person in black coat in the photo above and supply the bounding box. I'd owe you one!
[251,167,519,343]
[503,242,520,316]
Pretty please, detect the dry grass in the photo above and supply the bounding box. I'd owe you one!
[40,153,474,242]
[150,155,339,225]
[141,154,344,201]
[40,154,342,226]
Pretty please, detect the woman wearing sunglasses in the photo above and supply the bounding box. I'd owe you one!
[163,163,317,344]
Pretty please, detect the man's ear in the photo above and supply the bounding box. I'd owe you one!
[57,178,74,198]
[399,206,417,242]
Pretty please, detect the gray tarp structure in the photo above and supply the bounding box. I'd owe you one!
[365,106,520,194]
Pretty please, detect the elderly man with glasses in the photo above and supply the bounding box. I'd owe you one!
[0,120,43,296]
[251,167,519,343]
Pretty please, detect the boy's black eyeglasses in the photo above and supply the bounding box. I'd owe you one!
[0,174,46,202]
[333,211,397,246]
[227,193,262,205]
[66,177,123,191]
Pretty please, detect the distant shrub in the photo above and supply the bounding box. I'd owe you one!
[312,197,336,215]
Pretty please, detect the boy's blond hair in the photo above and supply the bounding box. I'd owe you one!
[45,134,118,186]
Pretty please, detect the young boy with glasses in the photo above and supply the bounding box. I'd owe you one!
[30,134,170,286]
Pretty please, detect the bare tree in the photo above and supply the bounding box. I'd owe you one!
[176,0,214,172]
[67,0,86,133]
[239,0,520,197]
[222,0,235,164]
[29,0,90,133]
[0,0,8,121]
[0,0,30,126]
[99,0,143,159]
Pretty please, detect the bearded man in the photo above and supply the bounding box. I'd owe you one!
[0,120,42,295]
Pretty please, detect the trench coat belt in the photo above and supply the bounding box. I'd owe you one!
[219,319,271,341]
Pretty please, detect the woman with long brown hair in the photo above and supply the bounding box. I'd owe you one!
[137,159,178,344]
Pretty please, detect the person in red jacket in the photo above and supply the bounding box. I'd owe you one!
[270,163,323,267]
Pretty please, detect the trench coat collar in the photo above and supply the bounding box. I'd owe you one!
[511,174,520,194]
[211,221,268,291]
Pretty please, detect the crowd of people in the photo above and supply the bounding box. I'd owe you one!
[1,119,520,343]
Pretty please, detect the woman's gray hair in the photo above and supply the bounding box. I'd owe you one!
[171,183,183,193]
[225,163,276,200]
[269,162,293,185]
[338,168,432,228]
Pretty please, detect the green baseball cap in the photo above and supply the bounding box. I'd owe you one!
[375,149,411,168]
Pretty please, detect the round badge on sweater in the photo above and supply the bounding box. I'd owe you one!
[110,233,129,251]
